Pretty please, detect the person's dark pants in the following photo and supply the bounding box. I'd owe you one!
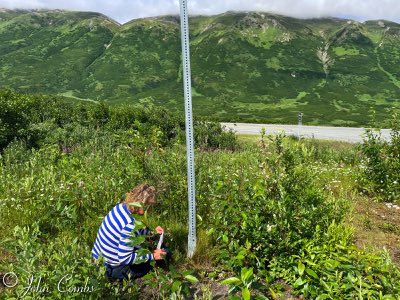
[105,247,172,281]
[106,262,152,280]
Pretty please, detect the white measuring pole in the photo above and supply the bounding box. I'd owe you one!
[179,0,196,258]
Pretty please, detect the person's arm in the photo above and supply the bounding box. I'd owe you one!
[118,222,153,265]
[135,226,151,236]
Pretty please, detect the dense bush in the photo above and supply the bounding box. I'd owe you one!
[269,222,400,298]
[194,121,237,151]
[359,110,400,201]
[0,89,237,151]
[0,89,41,148]
[206,134,348,272]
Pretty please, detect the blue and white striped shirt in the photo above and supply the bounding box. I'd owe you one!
[92,203,153,266]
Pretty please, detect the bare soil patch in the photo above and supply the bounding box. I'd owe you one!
[351,198,400,265]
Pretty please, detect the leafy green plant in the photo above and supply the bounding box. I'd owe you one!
[221,267,254,300]
[359,110,400,201]
[140,266,199,299]
[268,222,400,299]
[210,133,348,271]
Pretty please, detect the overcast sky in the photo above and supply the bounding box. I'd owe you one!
[1,0,399,24]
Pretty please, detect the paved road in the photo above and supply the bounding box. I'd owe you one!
[221,122,392,143]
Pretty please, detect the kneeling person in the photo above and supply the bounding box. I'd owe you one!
[92,183,166,280]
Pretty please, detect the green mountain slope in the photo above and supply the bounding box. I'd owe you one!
[0,9,399,126]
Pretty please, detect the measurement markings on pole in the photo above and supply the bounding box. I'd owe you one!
[179,0,196,258]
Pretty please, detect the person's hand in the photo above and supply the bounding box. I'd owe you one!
[153,249,166,260]
[155,226,164,234]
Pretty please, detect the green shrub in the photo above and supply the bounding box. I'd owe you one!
[208,133,348,272]
[194,121,237,151]
[359,110,400,201]
[0,89,237,151]
[0,89,35,148]
[268,222,400,299]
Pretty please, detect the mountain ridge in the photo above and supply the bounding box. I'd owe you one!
[0,9,399,126]
[1,8,400,27]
